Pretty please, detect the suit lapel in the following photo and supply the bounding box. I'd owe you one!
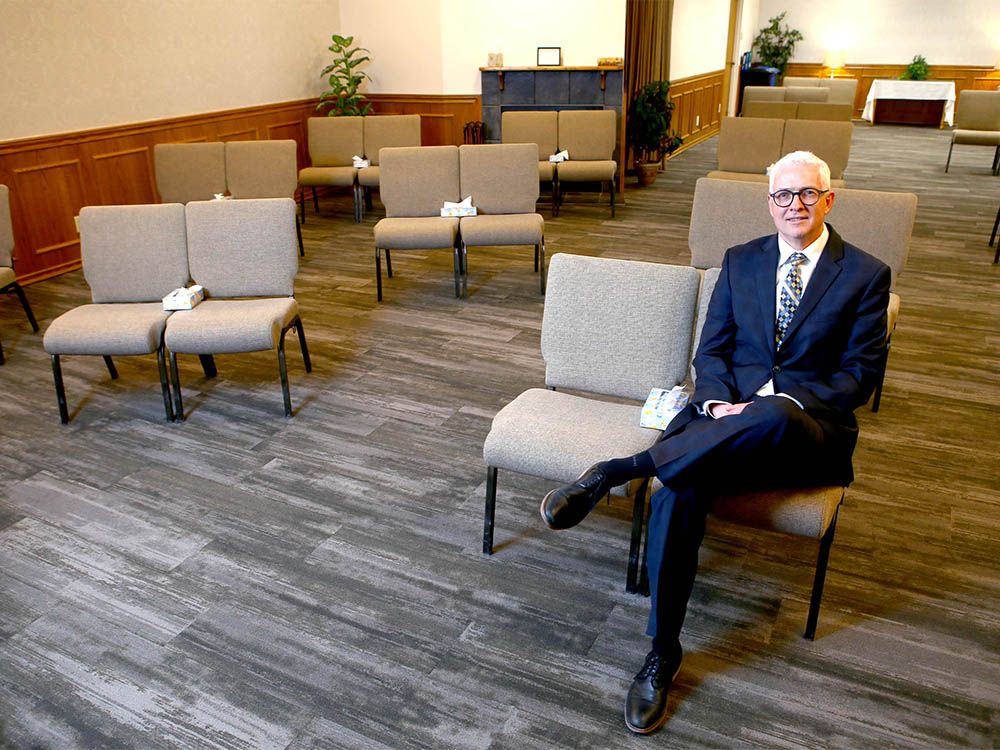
[781,225,844,347]
[756,236,779,356]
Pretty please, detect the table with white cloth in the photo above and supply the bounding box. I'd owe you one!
[862,79,956,127]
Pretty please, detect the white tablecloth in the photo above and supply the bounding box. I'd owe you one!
[862,80,956,125]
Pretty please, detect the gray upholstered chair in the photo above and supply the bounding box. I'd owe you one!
[299,116,364,222]
[357,115,422,220]
[225,139,303,256]
[781,120,853,185]
[554,110,618,217]
[457,143,545,297]
[687,177,917,411]
[742,100,799,119]
[372,145,462,301]
[165,198,310,419]
[482,253,701,592]
[709,116,785,183]
[945,90,1000,175]
[635,267,846,640]
[783,86,829,103]
[796,102,853,122]
[501,110,559,209]
[783,76,858,107]
[0,184,39,365]
[153,142,227,204]
[42,204,189,423]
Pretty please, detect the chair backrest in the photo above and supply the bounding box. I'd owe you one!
[153,143,227,204]
[541,253,700,401]
[458,144,539,215]
[742,101,799,119]
[784,86,829,103]
[954,90,1000,131]
[716,116,785,174]
[692,267,722,378]
[379,146,460,218]
[797,102,853,122]
[688,177,916,289]
[557,110,617,161]
[781,120,853,179]
[78,203,190,304]
[0,184,13,269]
[743,86,786,103]
[782,77,821,88]
[363,115,421,166]
[225,140,298,199]
[185,198,298,298]
[822,78,858,106]
[307,116,364,167]
[502,110,559,160]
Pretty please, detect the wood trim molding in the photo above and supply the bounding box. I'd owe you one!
[366,93,483,150]
[667,69,725,157]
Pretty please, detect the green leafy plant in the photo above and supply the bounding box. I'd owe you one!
[752,12,803,77]
[900,54,930,80]
[627,80,683,164]
[317,34,372,116]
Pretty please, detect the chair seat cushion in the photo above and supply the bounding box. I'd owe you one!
[538,161,554,182]
[299,166,357,187]
[460,213,543,246]
[0,267,15,287]
[373,217,459,249]
[357,165,380,187]
[165,298,298,354]
[952,130,1000,146]
[483,388,661,496]
[556,160,617,182]
[43,303,170,356]
[707,171,846,188]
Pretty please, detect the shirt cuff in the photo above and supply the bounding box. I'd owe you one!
[700,400,730,418]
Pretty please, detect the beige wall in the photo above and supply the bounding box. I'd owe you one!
[670,0,731,81]
[756,0,1000,66]
[0,0,341,141]
[340,0,625,95]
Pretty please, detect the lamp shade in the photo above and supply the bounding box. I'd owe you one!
[824,50,846,70]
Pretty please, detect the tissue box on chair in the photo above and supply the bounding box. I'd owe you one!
[163,285,205,311]
[440,197,477,217]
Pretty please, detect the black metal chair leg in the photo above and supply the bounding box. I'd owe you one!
[483,466,498,554]
[299,190,306,224]
[12,283,38,331]
[627,478,650,593]
[295,220,304,257]
[461,243,469,298]
[945,140,954,172]
[169,352,184,421]
[0,337,4,365]
[552,175,560,217]
[871,337,891,412]
[156,346,174,422]
[294,317,312,372]
[198,354,217,378]
[312,187,319,213]
[353,184,362,224]
[364,186,373,211]
[610,178,616,218]
[533,244,539,273]
[103,356,118,379]
[51,354,69,424]
[453,245,462,298]
[375,247,383,302]
[805,506,840,640]
[990,205,1000,247]
[278,328,292,417]
[385,248,392,278]
[539,240,547,294]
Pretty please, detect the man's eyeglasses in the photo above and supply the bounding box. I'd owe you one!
[769,188,829,207]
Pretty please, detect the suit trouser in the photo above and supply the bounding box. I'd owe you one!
[643,396,849,653]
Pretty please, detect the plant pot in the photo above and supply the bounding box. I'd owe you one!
[637,161,661,187]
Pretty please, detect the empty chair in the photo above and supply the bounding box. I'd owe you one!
[457,143,545,297]
[554,110,619,217]
[0,184,39,364]
[225,139,303,256]
[783,86,829,103]
[945,90,1000,175]
[357,115,422,220]
[709,116,785,182]
[781,120,853,185]
[482,253,700,592]
[742,100,798,119]
[298,116,364,222]
[42,203,189,423]
[153,143,227,204]
[165,198,311,419]
[372,146,462,301]
[501,110,559,209]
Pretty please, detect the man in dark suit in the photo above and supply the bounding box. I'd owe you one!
[540,150,891,735]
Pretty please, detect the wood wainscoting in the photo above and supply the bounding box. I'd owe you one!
[667,70,725,158]
[367,94,483,148]
[784,63,1000,118]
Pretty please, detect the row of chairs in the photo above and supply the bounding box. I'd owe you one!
[374,144,545,301]
[154,140,303,255]
[0,185,39,364]
[42,199,310,423]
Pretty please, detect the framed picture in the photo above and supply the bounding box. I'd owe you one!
[537,47,561,66]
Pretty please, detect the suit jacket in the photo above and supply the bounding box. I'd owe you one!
[663,225,891,481]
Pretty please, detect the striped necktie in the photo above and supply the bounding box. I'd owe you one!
[775,252,808,349]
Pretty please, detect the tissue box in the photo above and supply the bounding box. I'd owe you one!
[640,386,689,430]
[440,205,477,217]
[163,285,205,311]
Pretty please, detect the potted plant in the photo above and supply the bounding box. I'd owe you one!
[628,80,684,187]
[899,54,930,80]
[752,12,803,78]
[317,34,373,116]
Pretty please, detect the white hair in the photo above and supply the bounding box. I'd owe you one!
[767,150,831,192]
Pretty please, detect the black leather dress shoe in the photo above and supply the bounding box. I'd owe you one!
[539,463,612,530]
[624,647,682,735]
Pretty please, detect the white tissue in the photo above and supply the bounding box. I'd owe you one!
[549,150,570,163]
[440,196,477,217]
[352,155,370,168]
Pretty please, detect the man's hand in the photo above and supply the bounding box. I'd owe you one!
[709,401,751,418]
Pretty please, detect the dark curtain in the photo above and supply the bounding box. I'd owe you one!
[624,0,673,168]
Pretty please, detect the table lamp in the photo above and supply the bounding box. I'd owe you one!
[824,50,846,78]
